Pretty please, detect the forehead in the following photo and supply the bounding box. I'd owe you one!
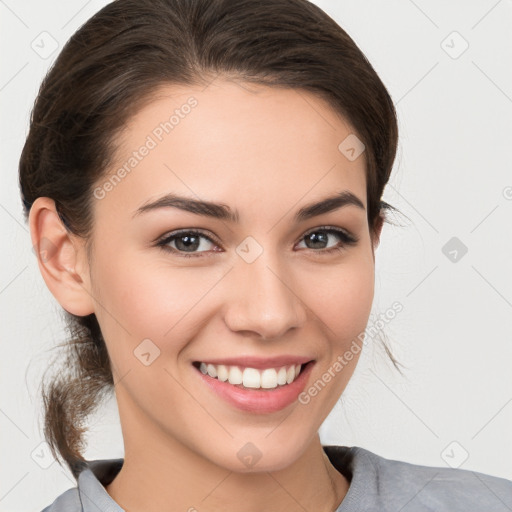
[98,80,367,220]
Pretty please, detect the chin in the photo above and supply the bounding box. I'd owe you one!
[201,433,311,474]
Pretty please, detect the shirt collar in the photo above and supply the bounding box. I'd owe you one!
[78,459,124,512]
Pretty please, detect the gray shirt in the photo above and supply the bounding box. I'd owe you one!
[41,445,512,511]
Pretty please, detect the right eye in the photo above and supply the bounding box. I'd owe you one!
[155,229,222,258]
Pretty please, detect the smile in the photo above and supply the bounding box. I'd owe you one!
[194,361,303,389]
[192,360,316,413]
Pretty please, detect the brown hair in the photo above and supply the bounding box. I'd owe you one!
[19,0,403,478]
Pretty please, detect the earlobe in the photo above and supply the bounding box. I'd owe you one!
[28,197,95,317]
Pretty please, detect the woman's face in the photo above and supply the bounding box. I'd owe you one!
[85,79,379,472]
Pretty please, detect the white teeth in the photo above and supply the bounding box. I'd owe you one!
[242,368,261,388]
[228,366,243,385]
[286,365,295,384]
[216,364,229,382]
[261,368,278,389]
[277,366,287,385]
[206,364,217,378]
[198,362,303,389]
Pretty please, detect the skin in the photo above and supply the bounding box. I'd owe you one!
[30,79,383,512]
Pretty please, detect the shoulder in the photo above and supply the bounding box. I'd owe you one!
[345,445,512,511]
[324,445,512,511]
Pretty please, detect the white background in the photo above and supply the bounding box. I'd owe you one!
[1,1,511,510]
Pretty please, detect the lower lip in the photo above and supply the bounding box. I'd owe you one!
[194,361,315,414]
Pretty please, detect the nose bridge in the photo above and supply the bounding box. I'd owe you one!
[224,243,307,339]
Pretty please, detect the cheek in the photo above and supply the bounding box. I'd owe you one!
[91,250,224,355]
[306,256,375,345]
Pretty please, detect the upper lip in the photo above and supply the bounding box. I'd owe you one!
[194,355,314,369]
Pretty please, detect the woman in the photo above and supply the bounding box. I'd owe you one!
[19,0,512,511]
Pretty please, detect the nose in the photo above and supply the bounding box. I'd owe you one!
[223,253,308,340]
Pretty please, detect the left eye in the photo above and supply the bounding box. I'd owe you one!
[296,227,356,252]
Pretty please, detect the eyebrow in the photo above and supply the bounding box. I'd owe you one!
[133,190,365,223]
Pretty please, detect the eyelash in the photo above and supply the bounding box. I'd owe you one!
[155,226,358,259]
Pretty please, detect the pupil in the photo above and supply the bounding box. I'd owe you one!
[307,232,327,249]
[176,234,199,251]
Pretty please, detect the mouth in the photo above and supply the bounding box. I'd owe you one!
[192,360,314,390]
[192,359,316,413]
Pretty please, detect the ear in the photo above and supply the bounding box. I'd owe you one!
[28,197,95,316]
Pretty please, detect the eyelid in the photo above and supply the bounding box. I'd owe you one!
[298,224,358,244]
[155,225,358,257]
[156,225,356,244]
[155,228,221,247]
